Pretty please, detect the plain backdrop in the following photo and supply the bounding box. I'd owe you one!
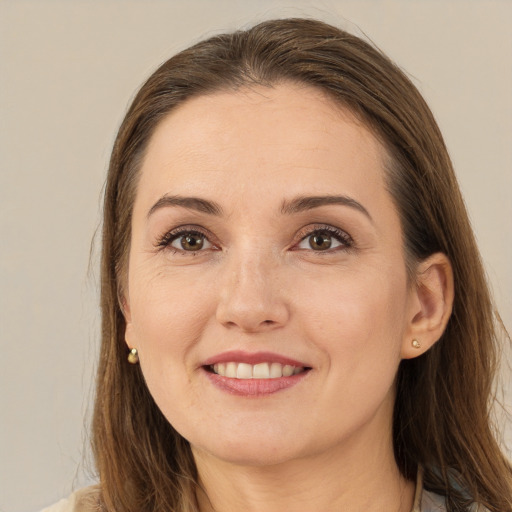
[1,1,511,511]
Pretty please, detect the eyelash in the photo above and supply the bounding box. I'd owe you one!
[294,224,353,253]
[156,225,214,254]
[155,224,353,255]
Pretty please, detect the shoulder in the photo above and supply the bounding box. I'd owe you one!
[420,489,491,511]
[40,486,101,512]
[414,469,491,512]
[420,489,490,511]
[420,488,447,511]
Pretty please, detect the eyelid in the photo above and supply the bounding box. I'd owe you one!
[156,224,218,252]
[293,224,353,251]
[155,223,353,254]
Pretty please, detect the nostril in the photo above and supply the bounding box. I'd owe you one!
[215,291,290,332]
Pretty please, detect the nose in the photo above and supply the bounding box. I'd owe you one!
[215,247,290,333]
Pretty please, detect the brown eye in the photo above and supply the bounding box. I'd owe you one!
[309,233,332,250]
[296,227,352,252]
[169,231,212,252]
[181,234,204,251]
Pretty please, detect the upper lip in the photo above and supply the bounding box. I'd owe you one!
[202,350,310,368]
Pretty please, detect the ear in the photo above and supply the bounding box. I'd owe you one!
[119,292,136,349]
[401,253,454,359]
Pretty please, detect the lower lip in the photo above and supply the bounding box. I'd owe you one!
[202,368,310,396]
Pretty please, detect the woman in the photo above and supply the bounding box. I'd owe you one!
[44,18,511,512]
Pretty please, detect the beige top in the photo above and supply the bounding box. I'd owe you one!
[40,472,485,512]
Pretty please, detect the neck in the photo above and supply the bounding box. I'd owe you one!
[193,416,415,512]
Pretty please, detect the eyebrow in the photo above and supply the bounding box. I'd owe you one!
[281,195,372,221]
[147,195,223,218]
[147,193,372,222]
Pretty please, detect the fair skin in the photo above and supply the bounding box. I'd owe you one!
[124,83,453,512]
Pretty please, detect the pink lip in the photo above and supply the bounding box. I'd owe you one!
[202,350,309,368]
[203,369,310,397]
[200,351,311,397]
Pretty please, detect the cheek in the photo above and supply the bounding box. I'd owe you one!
[299,266,408,371]
[127,269,216,365]
[295,268,408,434]
[127,272,217,426]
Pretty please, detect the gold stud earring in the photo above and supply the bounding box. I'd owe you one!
[412,339,421,349]
[128,348,139,364]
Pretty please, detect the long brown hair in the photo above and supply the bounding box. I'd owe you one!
[92,18,512,512]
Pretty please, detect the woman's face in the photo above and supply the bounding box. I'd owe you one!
[124,84,420,466]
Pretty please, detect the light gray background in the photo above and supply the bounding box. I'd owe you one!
[1,1,511,511]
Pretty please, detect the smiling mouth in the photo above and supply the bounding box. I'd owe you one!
[207,362,309,379]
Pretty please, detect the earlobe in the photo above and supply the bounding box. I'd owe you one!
[401,253,454,359]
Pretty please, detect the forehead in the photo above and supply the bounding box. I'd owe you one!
[136,83,388,213]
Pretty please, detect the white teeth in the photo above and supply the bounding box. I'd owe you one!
[210,362,305,379]
[282,365,294,377]
[236,363,253,379]
[270,362,283,378]
[253,363,270,379]
[225,362,237,378]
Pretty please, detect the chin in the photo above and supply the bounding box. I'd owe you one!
[188,425,310,468]
[193,441,303,468]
